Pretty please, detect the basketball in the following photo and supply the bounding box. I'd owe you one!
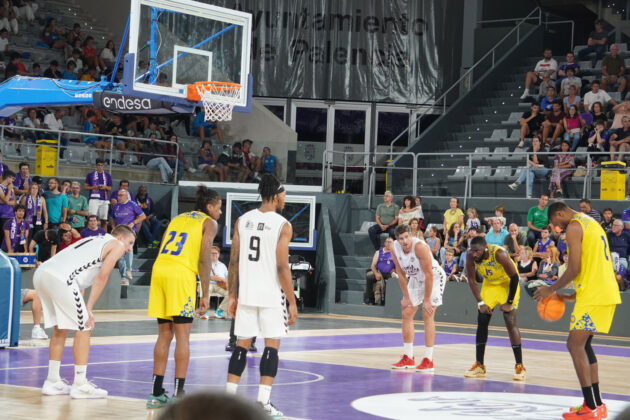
[537,294,565,322]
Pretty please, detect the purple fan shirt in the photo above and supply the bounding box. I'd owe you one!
[2,217,29,252]
[110,200,144,232]
[24,194,43,226]
[0,184,15,218]
[85,170,113,201]
[13,173,30,192]
[80,227,107,237]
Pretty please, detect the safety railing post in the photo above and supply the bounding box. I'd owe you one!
[56,131,61,175]
[343,153,347,193]
[525,152,530,199]
[412,153,418,195]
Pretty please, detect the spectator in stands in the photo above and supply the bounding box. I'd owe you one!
[42,18,65,50]
[12,163,29,197]
[541,100,564,147]
[141,133,174,184]
[518,103,544,148]
[241,139,262,181]
[135,185,161,248]
[540,87,558,114]
[203,246,230,318]
[425,225,441,260]
[509,135,549,198]
[533,226,555,261]
[84,159,112,230]
[30,62,40,77]
[398,195,420,226]
[43,109,68,158]
[66,23,83,48]
[43,177,67,229]
[82,36,105,71]
[80,66,96,82]
[43,60,61,79]
[20,183,46,237]
[102,114,129,163]
[17,1,37,23]
[612,252,629,291]
[578,199,602,222]
[526,194,549,247]
[66,182,88,230]
[485,218,508,246]
[440,222,464,263]
[548,140,575,198]
[82,110,110,157]
[197,140,222,181]
[464,208,480,232]
[364,237,396,305]
[222,142,250,183]
[80,215,106,238]
[100,40,116,71]
[504,223,527,260]
[586,121,611,155]
[484,205,506,229]
[67,49,83,75]
[562,84,581,114]
[2,113,24,154]
[442,248,461,282]
[110,189,145,285]
[56,223,81,252]
[0,0,18,35]
[562,105,586,151]
[537,245,560,284]
[368,191,399,251]
[442,197,464,237]
[611,100,630,129]
[517,246,538,283]
[0,169,16,229]
[556,52,580,92]
[623,204,630,233]
[0,28,8,59]
[192,109,224,143]
[23,108,42,141]
[607,219,630,269]
[1,203,27,252]
[583,81,617,112]
[559,67,581,98]
[60,179,71,197]
[260,146,277,175]
[111,180,135,208]
[143,118,162,139]
[578,20,607,63]
[537,74,553,102]
[62,61,77,80]
[520,48,558,99]
[409,218,422,239]
[608,115,630,161]
[0,151,7,177]
[29,228,57,265]
[163,134,196,181]
[600,44,627,93]
[5,51,19,79]
[601,208,615,232]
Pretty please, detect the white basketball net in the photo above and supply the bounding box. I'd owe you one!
[195,82,242,122]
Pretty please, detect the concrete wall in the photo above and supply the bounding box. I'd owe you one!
[73,0,127,47]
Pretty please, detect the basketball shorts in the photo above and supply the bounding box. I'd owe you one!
[480,279,521,310]
[408,265,446,307]
[234,292,288,339]
[33,268,89,331]
[88,199,109,220]
[147,263,197,321]
[570,303,616,334]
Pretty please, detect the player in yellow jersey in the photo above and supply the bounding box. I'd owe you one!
[464,236,526,381]
[535,202,621,420]
[146,186,221,408]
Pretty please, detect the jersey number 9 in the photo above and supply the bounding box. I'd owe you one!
[248,236,260,262]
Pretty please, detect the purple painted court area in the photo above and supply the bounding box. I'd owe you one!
[1,332,629,419]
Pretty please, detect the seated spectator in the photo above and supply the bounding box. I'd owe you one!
[409,218,422,239]
[537,74,553,102]
[457,226,479,277]
[241,139,262,181]
[533,226,555,261]
[260,146,278,175]
[612,252,629,291]
[42,18,66,50]
[203,246,230,318]
[559,67,581,98]
[608,115,630,161]
[163,134,196,181]
[503,223,527,260]
[537,245,560,284]
[562,84,582,114]
[62,60,77,80]
[485,218,508,246]
[143,118,162,139]
[0,169,16,229]
[601,208,615,232]
[109,189,145,285]
[483,205,506,229]
[556,232,568,260]
[562,105,586,151]
[623,204,630,234]
[20,288,48,339]
[43,109,69,158]
[111,180,135,208]
[464,208,480,232]
[82,110,110,155]
[42,177,67,229]
[509,135,549,198]
[540,87,558,115]
[100,40,116,71]
[0,0,18,35]
[80,214,106,238]
[2,113,24,153]
[583,81,617,113]
[23,108,43,141]
[192,109,224,143]
[103,114,130,163]
[542,100,564,148]
[67,48,84,75]
[5,51,18,78]
[586,121,611,156]
[548,141,574,198]
[527,194,549,247]
[20,182,47,237]
[364,237,397,305]
[600,44,626,93]
[135,185,161,248]
[17,1,37,24]
[517,246,538,282]
[82,36,106,70]
[0,28,8,59]
[198,140,223,181]
[28,228,57,265]
[442,197,464,237]
[425,225,441,260]
[56,223,81,252]
[578,199,602,222]
[398,195,420,226]
[222,142,250,183]
[556,52,580,91]
[80,66,96,81]
[518,103,545,148]
[368,191,399,251]
[558,252,569,277]
[440,222,464,263]
[141,133,174,183]
[13,162,30,197]
[607,219,630,269]
[588,101,608,129]
[43,60,61,79]
[66,23,83,48]
[520,48,558,99]
[66,182,88,229]
[1,203,28,252]
[442,248,462,282]
[30,62,40,77]
[578,20,607,63]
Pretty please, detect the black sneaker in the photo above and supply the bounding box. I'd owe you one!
[249,342,257,353]
[225,342,236,352]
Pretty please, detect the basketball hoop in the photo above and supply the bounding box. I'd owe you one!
[187,81,242,122]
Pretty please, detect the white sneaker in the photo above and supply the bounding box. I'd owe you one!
[70,381,108,399]
[42,378,71,395]
[261,401,283,418]
[508,183,518,191]
[520,90,529,100]
[125,270,133,281]
[31,325,48,339]
[187,167,197,173]
[121,278,129,286]
[517,141,525,148]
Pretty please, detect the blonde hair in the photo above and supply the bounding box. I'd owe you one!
[466,208,478,218]
[445,248,455,256]
[520,246,533,260]
[546,246,560,264]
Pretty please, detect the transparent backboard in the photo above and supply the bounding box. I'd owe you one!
[126,0,251,108]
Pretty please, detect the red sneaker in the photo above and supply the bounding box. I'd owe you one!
[571,403,607,419]
[562,402,600,419]
[415,357,434,374]
[391,355,415,369]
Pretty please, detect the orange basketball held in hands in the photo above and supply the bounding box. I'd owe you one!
[537,294,566,322]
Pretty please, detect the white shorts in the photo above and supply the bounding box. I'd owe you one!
[33,267,89,331]
[234,303,288,339]
[88,199,109,220]
[408,265,446,307]
[197,163,215,170]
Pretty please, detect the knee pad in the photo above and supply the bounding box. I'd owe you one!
[259,347,279,378]
[585,336,597,365]
[228,346,248,377]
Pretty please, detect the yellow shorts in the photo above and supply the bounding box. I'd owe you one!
[147,262,197,321]
[480,280,520,310]
[570,304,616,334]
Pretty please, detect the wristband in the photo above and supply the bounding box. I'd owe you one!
[477,301,485,307]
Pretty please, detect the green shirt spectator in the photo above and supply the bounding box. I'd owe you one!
[368,191,400,251]
[376,202,400,226]
[67,182,89,229]
[526,194,549,248]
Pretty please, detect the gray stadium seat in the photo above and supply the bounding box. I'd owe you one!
[488,147,509,161]
[472,166,491,178]
[471,147,490,161]
[501,112,522,126]
[447,166,470,179]
[493,166,513,180]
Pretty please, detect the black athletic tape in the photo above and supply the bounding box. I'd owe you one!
[259,347,279,378]
[228,346,248,377]
[476,311,491,344]
[585,335,597,365]
[506,273,519,304]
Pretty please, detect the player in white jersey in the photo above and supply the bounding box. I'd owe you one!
[33,225,135,399]
[390,223,446,373]
[225,174,298,418]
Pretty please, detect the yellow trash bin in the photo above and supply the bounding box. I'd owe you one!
[35,139,58,176]
[600,161,626,200]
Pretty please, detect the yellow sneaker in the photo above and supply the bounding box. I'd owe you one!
[513,363,526,381]
[464,362,486,378]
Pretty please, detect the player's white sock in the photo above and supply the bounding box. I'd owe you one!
[225,382,238,394]
[73,365,87,386]
[257,384,272,405]
[424,346,434,361]
[403,343,414,359]
[47,360,61,382]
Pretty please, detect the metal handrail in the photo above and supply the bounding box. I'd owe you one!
[388,7,543,160]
